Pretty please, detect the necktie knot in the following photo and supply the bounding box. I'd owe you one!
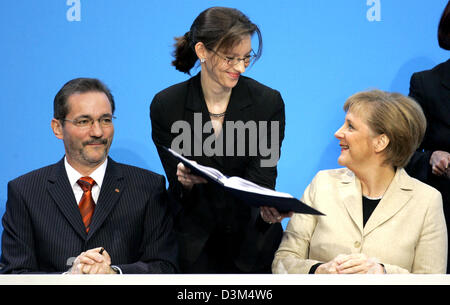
[77,177,96,192]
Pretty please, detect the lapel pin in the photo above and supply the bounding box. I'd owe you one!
[115,188,120,193]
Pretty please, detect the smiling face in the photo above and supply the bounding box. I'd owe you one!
[200,34,253,90]
[51,91,114,174]
[334,110,379,171]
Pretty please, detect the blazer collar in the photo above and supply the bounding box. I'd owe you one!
[185,73,204,113]
[338,168,413,236]
[47,156,124,240]
[338,169,364,234]
[363,168,413,236]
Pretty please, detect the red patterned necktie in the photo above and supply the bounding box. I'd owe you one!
[77,177,96,233]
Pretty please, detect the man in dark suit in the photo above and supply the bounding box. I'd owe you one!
[0,78,178,274]
[405,1,450,273]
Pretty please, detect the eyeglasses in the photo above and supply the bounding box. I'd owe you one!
[62,115,116,128]
[205,47,256,67]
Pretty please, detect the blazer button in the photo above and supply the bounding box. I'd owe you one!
[354,241,361,248]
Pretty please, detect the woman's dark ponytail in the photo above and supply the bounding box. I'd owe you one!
[171,31,198,74]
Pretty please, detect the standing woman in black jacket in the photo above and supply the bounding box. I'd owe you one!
[150,7,291,273]
[405,1,450,273]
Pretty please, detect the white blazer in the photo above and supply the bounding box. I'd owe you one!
[272,168,447,274]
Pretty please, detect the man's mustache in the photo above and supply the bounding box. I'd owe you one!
[83,139,108,146]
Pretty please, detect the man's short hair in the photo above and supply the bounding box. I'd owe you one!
[53,78,115,121]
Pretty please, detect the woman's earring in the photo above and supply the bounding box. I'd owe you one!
[200,58,206,63]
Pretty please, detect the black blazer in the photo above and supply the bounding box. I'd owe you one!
[0,157,178,274]
[405,59,450,207]
[150,73,285,273]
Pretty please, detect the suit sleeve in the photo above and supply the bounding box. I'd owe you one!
[241,90,286,234]
[380,190,447,274]
[243,90,285,190]
[272,176,319,273]
[0,181,40,274]
[116,175,178,274]
[237,90,286,238]
[225,88,286,271]
[405,72,433,182]
[409,190,448,274]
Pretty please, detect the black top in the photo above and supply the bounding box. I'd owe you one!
[362,196,381,227]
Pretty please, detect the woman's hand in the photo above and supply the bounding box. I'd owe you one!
[260,206,293,224]
[335,253,385,274]
[315,253,385,274]
[176,162,207,190]
[314,255,345,274]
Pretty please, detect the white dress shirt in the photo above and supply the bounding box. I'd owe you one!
[64,157,107,205]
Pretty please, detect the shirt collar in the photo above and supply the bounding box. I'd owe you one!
[64,157,108,189]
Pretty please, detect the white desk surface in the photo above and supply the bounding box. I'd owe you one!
[0,274,449,285]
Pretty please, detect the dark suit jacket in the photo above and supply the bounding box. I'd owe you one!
[406,59,450,206]
[150,73,285,273]
[0,157,178,274]
[405,59,450,273]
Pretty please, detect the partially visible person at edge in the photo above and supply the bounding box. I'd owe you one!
[273,90,447,274]
[405,0,450,273]
[0,78,178,274]
[150,7,292,273]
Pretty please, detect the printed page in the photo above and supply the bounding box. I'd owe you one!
[168,148,225,181]
[224,176,293,198]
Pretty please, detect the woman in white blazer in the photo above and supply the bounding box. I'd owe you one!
[273,90,447,274]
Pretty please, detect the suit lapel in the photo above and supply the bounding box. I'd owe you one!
[363,168,413,237]
[224,77,253,121]
[221,77,253,172]
[339,170,364,235]
[184,73,221,167]
[87,158,124,240]
[47,158,87,239]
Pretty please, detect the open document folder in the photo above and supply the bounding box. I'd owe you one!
[163,146,324,215]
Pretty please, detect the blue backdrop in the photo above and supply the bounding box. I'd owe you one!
[0,1,448,251]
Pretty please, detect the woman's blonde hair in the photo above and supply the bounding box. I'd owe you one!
[343,89,426,168]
